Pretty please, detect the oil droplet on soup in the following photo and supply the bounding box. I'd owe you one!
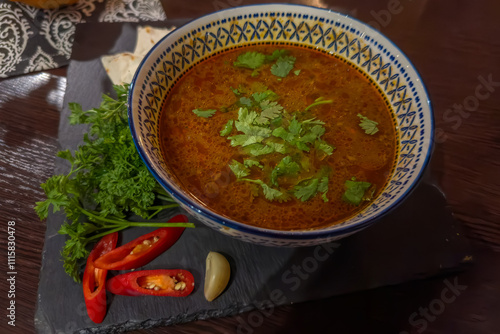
[160,45,396,231]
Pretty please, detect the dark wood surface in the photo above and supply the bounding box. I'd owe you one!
[1,0,499,333]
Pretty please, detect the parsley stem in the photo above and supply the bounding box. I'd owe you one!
[146,204,180,219]
[120,222,196,228]
[87,225,128,241]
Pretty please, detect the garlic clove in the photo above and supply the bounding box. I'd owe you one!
[204,251,231,302]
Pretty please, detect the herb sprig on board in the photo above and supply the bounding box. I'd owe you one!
[35,85,194,283]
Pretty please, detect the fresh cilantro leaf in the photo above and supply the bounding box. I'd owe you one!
[302,118,326,125]
[272,127,295,142]
[255,100,284,125]
[271,156,300,186]
[241,178,283,201]
[266,141,287,154]
[239,97,253,108]
[231,86,241,96]
[236,107,257,125]
[252,90,279,102]
[270,115,283,128]
[265,49,289,62]
[288,118,302,136]
[318,176,329,202]
[234,108,272,137]
[271,56,296,78]
[357,113,379,135]
[261,182,284,200]
[229,160,250,178]
[220,120,233,136]
[244,143,275,156]
[342,178,372,205]
[294,178,320,202]
[305,97,333,111]
[192,108,217,118]
[234,51,266,69]
[315,140,335,156]
[228,134,265,147]
[244,159,263,169]
[294,69,301,76]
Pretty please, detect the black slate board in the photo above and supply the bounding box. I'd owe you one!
[35,22,472,334]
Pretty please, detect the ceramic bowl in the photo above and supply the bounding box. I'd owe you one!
[128,4,433,246]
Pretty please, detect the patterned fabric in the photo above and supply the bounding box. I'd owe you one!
[0,0,166,78]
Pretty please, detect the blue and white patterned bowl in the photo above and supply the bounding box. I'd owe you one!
[128,4,433,247]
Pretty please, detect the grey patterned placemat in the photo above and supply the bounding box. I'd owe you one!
[0,0,166,78]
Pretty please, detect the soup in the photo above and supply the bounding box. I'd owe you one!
[159,45,396,231]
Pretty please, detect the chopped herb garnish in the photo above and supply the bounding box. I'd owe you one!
[271,56,296,78]
[265,49,289,62]
[315,140,335,156]
[294,69,301,76]
[234,51,266,69]
[271,156,300,186]
[357,113,379,135]
[239,97,253,108]
[196,49,341,204]
[294,169,330,202]
[241,178,284,201]
[220,120,233,136]
[255,100,283,125]
[244,159,263,169]
[229,160,250,179]
[192,108,217,118]
[342,177,373,205]
[305,97,333,111]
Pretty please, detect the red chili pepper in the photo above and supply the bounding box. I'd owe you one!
[94,214,187,270]
[82,232,118,323]
[106,269,195,297]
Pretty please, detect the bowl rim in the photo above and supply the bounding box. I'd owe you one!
[128,3,435,240]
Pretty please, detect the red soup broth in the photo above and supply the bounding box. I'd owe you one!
[159,45,396,231]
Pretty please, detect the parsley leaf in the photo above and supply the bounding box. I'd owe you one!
[193,108,217,118]
[220,120,233,136]
[342,178,373,205]
[271,56,296,78]
[357,113,379,135]
[229,160,250,178]
[294,69,301,76]
[234,51,266,69]
[35,85,194,283]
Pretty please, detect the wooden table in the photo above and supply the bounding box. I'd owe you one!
[1,0,499,333]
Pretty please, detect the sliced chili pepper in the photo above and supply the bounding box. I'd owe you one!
[94,214,187,270]
[107,269,195,297]
[82,232,118,323]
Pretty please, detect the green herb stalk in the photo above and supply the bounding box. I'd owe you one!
[35,85,193,283]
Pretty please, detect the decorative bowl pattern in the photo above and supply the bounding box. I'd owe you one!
[128,4,433,246]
